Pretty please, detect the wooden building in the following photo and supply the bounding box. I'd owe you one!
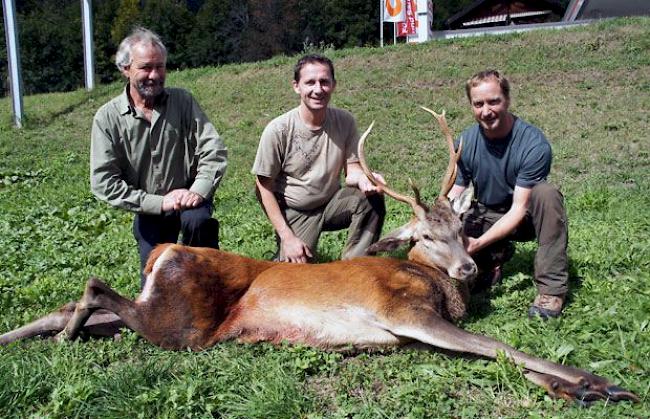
[445,0,566,29]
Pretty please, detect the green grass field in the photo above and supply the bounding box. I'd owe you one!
[0,17,648,418]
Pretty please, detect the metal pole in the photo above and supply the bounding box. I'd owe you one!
[81,0,95,91]
[2,0,24,128]
[380,0,384,47]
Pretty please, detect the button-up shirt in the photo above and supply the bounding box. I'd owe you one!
[90,86,227,214]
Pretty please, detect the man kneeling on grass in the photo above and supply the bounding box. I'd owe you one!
[447,69,569,319]
[252,54,386,263]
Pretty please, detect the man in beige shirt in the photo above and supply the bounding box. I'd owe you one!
[90,28,227,286]
[252,54,385,263]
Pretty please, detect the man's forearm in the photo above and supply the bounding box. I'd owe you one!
[475,206,526,250]
[255,177,292,239]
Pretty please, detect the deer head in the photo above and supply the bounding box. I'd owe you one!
[359,108,477,283]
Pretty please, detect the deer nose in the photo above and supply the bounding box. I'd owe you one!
[460,262,477,277]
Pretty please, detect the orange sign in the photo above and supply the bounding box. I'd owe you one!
[384,0,406,22]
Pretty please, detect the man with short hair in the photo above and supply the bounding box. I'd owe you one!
[252,54,385,263]
[90,28,227,286]
[448,69,569,319]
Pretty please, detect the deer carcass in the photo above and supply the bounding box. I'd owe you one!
[0,109,638,405]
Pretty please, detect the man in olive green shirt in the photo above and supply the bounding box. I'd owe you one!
[90,28,227,286]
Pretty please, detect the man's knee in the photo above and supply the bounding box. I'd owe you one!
[530,183,566,221]
[180,206,219,243]
[367,193,386,217]
[181,209,210,230]
[531,183,563,206]
[346,187,385,217]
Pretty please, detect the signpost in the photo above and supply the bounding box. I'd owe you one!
[381,0,433,46]
[2,0,24,128]
[81,0,95,91]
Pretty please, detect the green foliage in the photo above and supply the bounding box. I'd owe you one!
[15,0,85,94]
[93,0,122,85]
[1,17,649,417]
[299,0,379,49]
[111,0,142,46]
[186,0,249,67]
[3,0,523,95]
[141,0,196,69]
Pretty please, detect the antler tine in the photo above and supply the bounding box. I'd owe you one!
[408,177,425,208]
[357,122,424,216]
[419,106,464,198]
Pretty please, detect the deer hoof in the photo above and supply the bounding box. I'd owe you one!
[605,385,641,403]
[53,330,69,343]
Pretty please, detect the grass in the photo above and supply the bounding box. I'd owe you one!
[1,17,649,418]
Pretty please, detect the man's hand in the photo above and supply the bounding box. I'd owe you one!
[466,237,482,255]
[279,230,313,263]
[162,189,204,212]
[357,171,386,194]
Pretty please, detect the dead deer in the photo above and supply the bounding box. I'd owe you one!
[0,109,638,405]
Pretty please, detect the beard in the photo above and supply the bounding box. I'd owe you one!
[135,79,165,100]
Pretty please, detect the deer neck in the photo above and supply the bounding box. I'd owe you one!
[406,247,445,275]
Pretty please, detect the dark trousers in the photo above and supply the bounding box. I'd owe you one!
[463,183,568,296]
[133,200,219,287]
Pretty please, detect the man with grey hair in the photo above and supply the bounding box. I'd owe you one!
[90,28,227,287]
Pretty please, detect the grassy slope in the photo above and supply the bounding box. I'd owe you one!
[0,17,648,418]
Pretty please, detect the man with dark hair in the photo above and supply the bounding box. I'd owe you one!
[252,54,385,263]
[448,69,569,319]
[90,28,227,286]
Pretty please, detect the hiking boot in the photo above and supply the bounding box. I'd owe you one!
[528,294,565,320]
[471,265,502,294]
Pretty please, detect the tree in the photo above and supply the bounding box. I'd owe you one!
[94,0,121,85]
[240,0,301,62]
[187,0,249,67]
[17,0,84,94]
[299,0,378,49]
[111,0,142,46]
[1,17,7,96]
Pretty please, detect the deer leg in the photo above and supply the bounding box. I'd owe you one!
[391,314,639,403]
[523,370,640,405]
[56,277,139,342]
[0,302,77,346]
[0,301,125,346]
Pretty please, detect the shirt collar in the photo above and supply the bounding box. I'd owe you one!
[117,84,133,116]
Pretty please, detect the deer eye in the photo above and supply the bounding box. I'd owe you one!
[422,234,433,241]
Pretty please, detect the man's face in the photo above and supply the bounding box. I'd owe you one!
[123,42,166,101]
[469,79,511,139]
[292,62,336,112]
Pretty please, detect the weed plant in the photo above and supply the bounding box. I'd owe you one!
[0,17,648,418]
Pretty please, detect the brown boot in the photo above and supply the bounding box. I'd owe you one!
[528,293,565,320]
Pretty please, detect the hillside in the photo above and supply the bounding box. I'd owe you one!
[0,17,648,417]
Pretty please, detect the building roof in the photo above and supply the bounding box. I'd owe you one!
[564,0,650,21]
[446,0,565,28]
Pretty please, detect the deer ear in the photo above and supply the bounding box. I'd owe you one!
[367,237,409,254]
[451,185,473,215]
[366,222,416,254]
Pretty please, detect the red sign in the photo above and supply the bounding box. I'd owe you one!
[397,0,417,37]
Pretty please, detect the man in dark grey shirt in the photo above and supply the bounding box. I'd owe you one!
[448,70,568,319]
[90,28,227,286]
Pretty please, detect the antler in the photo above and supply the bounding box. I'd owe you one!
[357,122,426,219]
[419,106,463,198]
